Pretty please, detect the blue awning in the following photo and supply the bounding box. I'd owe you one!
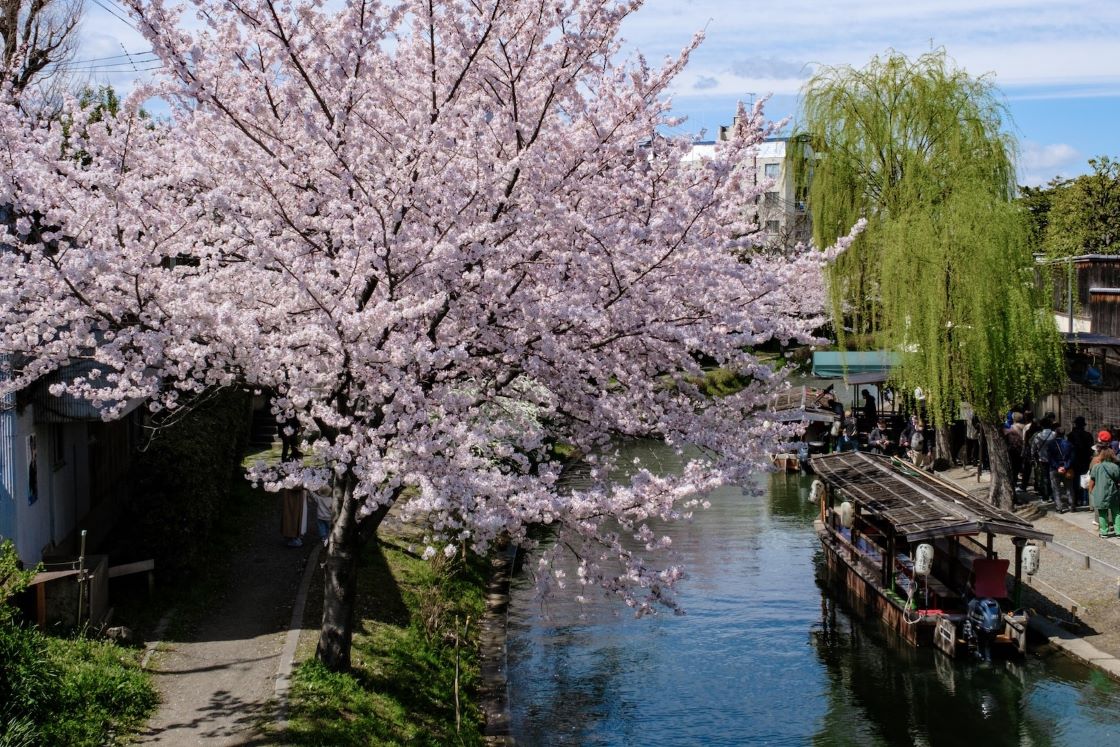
[812,351,899,380]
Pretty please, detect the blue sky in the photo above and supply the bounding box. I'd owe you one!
[78,0,1120,186]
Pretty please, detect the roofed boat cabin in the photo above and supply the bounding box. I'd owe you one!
[768,386,840,471]
[811,451,1052,659]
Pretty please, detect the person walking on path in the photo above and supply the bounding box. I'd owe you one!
[1005,413,1025,498]
[1088,447,1120,537]
[1031,416,1057,501]
[965,413,981,467]
[1019,410,1037,492]
[1047,426,1075,513]
[281,486,308,547]
[313,485,333,547]
[910,419,931,470]
[1068,416,1094,507]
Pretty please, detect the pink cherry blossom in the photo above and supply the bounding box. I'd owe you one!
[0,0,858,669]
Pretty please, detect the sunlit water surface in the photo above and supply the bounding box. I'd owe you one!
[506,441,1120,746]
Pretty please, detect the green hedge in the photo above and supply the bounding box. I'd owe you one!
[121,388,251,575]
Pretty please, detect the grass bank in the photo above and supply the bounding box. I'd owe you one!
[1,542,156,747]
[287,532,488,746]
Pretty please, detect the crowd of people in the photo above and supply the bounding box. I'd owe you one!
[1016,410,1120,537]
[817,397,1120,539]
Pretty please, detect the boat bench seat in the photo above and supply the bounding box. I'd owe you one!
[894,553,960,608]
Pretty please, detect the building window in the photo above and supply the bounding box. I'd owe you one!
[765,220,781,233]
[764,191,779,206]
[764,163,780,179]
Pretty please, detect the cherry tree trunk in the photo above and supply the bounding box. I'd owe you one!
[980,420,1016,511]
[315,479,394,672]
[316,495,362,672]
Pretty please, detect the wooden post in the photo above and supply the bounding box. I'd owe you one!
[986,532,995,559]
[885,530,896,592]
[1013,538,1024,608]
[36,584,46,630]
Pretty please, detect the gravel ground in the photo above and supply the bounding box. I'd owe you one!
[133,494,314,746]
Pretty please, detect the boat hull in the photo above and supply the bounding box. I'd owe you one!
[816,520,942,650]
[816,521,1030,659]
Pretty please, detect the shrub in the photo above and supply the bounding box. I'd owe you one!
[39,635,157,746]
[0,620,155,746]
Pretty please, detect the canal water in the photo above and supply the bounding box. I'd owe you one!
[506,441,1120,746]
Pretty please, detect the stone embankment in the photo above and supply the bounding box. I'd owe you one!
[479,544,517,746]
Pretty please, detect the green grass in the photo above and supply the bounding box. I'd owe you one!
[286,540,488,746]
[0,624,156,746]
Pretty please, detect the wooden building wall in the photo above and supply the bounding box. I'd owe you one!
[1049,257,1120,320]
[1037,380,1120,437]
[1090,290,1120,338]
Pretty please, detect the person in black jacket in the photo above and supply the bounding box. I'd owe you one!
[1068,415,1095,508]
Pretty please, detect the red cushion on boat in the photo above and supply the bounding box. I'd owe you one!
[972,558,1010,598]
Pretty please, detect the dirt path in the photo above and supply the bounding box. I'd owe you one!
[134,496,316,746]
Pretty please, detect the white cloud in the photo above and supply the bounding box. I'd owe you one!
[1018,141,1083,186]
[693,75,719,90]
[728,56,812,80]
[620,0,1120,96]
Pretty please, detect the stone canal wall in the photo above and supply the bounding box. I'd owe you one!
[479,544,516,746]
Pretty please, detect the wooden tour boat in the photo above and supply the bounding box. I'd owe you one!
[769,386,839,472]
[810,451,1052,659]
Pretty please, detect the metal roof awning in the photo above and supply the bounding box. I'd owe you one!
[32,360,146,423]
[810,451,1052,543]
[1061,331,1120,348]
[843,371,892,386]
[812,351,899,380]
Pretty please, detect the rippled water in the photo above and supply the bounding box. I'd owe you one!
[506,441,1120,746]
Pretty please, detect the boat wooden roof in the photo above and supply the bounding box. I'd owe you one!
[810,451,1053,543]
[769,385,839,424]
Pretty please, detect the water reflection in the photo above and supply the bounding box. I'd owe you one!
[506,441,1120,746]
[811,591,1053,745]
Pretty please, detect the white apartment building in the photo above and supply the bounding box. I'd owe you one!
[687,131,811,249]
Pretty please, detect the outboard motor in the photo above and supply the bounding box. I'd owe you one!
[964,598,1004,661]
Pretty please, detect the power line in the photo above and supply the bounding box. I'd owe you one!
[62,58,161,72]
[77,64,165,74]
[89,0,135,29]
[62,49,157,65]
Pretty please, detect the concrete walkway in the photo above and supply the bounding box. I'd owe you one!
[133,497,316,746]
[938,465,1120,678]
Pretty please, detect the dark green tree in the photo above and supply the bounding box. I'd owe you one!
[1019,177,1068,250]
[790,50,1063,508]
[1044,156,1120,256]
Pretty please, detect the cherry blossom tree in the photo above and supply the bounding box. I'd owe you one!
[0,0,859,670]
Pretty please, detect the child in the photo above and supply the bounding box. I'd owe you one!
[314,485,333,547]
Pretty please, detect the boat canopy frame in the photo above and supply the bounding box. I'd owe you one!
[811,451,1053,544]
[768,385,840,424]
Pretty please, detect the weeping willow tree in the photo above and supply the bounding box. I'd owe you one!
[790,50,1063,508]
